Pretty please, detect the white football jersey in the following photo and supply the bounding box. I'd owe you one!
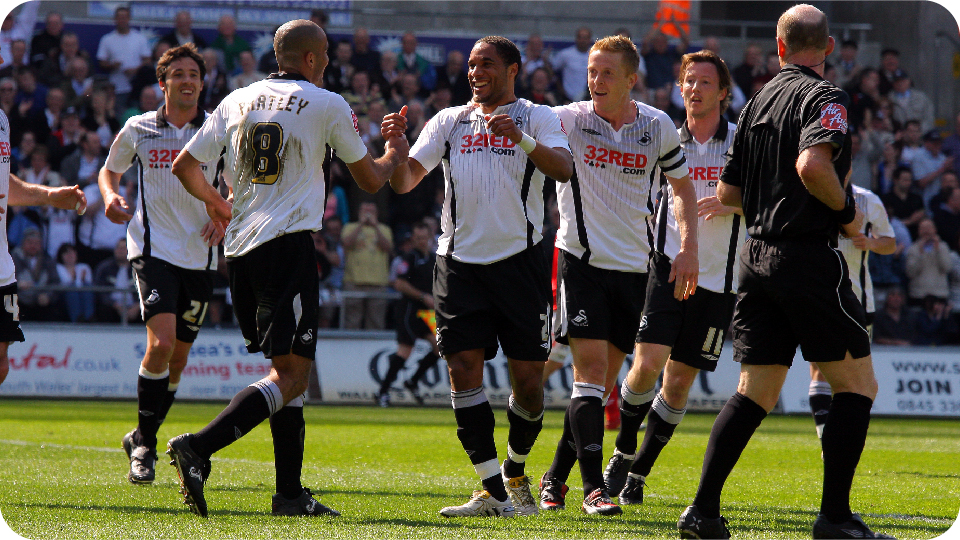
[838,185,893,313]
[184,74,368,257]
[105,107,220,270]
[655,120,747,294]
[554,101,686,272]
[0,110,14,287]
[411,98,569,264]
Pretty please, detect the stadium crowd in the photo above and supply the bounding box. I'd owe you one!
[1,5,958,344]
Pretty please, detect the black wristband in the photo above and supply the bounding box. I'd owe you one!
[834,192,856,225]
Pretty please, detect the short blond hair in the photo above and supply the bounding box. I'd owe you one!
[590,35,640,76]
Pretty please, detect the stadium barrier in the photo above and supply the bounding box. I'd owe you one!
[1,324,957,418]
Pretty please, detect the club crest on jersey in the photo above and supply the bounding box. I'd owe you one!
[514,116,523,128]
[581,128,602,136]
[637,132,652,145]
[820,103,848,134]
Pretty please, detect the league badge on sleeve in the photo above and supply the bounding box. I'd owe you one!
[820,103,848,134]
[351,109,360,134]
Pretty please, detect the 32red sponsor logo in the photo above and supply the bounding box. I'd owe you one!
[461,134,517,149]
[820,103,848,134]
[148,148,180,164]
[583,145,648,169]
[689,166,723,181]
[0,141,10,156]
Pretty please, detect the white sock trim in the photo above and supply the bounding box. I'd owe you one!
[474,458,501,482]
[451,387,488,409]
[627,472,645,481]
[571,382,605,400]
[621,380,656,405]
[508,394,543,422]
[651,392,685,425]
[167,381,179,392]
[139,366,169,380]
[286,396,304,408]
[507,444,527,465]
[815,423,825,439]
[252,379,283,416]
[808,381,832,396]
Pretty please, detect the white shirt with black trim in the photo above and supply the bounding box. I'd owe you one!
[410,99,569,264]
[656,120,747,294]
[554,100,686,272]
[105,107,220,271]
[838,185,893,313]
[0,110,14,287]
[184,74,368,258]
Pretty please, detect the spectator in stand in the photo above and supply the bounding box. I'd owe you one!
[310,8,328,29]
[653,85,683,126]
[159,11,208,50]
[899,119,925,166]
[849,130,880,191]
[211,15,250,75]
[198,48,228,112]
[38,31,86,88]
[96,6,151,114]
[228,50,265,91]
[317,218,345,328]
[47,106,83,170]
[749,51,780,93]
[129,41,169,109]
[257,25,281,76]
[94,237,139,323]
[930,169,959,211]
[23,146,61,187]
[60,131,104,189]
[121,85,161,124]
[397,32,436,93]
[873,287,915,345]
[877,48,901,96]
[77,181,128,269]
[14,66,47,118]
[350,27,381,77]
[641,23,688,91]
[0,78,26,156]
[882,166,926,238]
[389,72,421,111]
[942,112,960,160]
[913,130,954,209]
[553,26,592,102]
[0,40,28,81]
[323,40,354,94]
[519,33,553,93]
[933,187,960,252]
[363,100,388,153]
[0,1,38,66]
[12,228,61,321]
[906,218,953,305]
[834,39,862,91]
[81,89,120,150]
[403,100,426,143]
[732,43,762,98]
[30,11,64,68]
[11,130,35,175]
[435,50,471,106]
[913,295,958,345]
[847,67,880,133]
[55,243,95,322]
[342,201,393,330]
[425,85,452,119]
[40,87,67,135]
[889,71,935,134]
[373,51,401,98]
[521,67,560,107]
[59,56,93,109]
[343,70,382,122]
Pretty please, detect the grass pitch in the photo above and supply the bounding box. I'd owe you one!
[0,400,957,539]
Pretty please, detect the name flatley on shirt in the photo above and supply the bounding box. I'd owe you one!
[237,93,311,116]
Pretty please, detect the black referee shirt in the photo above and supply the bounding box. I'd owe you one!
[720,64,852,242]
[396,248,436,311]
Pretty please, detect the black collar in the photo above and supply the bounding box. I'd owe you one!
[679,117,729,144]
[781,63,825,81]
[155,105,205,128]
[269,71,310,82]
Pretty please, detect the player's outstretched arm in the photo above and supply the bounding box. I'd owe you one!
[8,174,86,215]
[485,114,573,182]
[346,139,408,194]
[667,173,699,300]
[172,150,232,224]
[97,166,133,224]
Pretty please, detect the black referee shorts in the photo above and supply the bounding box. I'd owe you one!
[732,237,871,367]
[131,256,215,343]
[0,282,25,343]
[434,243,551,362]
[555,249,647,354]
[395,302,432,346]
[635,251,736,372]
[227,231,320,359]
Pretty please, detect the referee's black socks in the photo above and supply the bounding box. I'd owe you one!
[270,397,306,500]
[504,394,543,479]
[615,380,656,455]
[632,391,686,478]
[569,383,606,496]
[191,378,281,459]
[136,366,170,450]
[693,392,767,519]
[451,387,509,501]
[409,351,440,385]
[820,392,873,523]
[379,353,407,395]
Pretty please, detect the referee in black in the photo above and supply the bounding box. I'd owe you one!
[676,5,893,540]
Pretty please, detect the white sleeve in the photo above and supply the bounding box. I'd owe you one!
[96,35,110,62]
[104,118,139,174]
[658,114,686,179]
[529,105,569,151]
[409,113,448,172]
[184,103,229,163]
[328,96,368,164]
[866,191,895,239]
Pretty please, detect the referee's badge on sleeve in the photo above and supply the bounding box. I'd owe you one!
[820,103,848,134]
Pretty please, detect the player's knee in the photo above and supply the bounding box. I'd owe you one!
[167,355,188,378]
[146,334,176,359]
[661,375,693,406]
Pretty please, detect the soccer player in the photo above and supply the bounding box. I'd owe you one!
[539,35,696,516]
[98,43,224,486]
[375,220,440,406]
[167,20,407,518]
[601,49,745,506]
[383,36,573,517]
[677,6,892,539]
[808,184,895,439]
[0,44,86,389]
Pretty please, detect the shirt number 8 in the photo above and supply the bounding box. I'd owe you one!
[251,122,283,185]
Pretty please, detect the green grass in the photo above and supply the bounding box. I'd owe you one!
[0,400,957,539]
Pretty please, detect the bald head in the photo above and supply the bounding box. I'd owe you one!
[777,4,829,55]
[274,19,327,71]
